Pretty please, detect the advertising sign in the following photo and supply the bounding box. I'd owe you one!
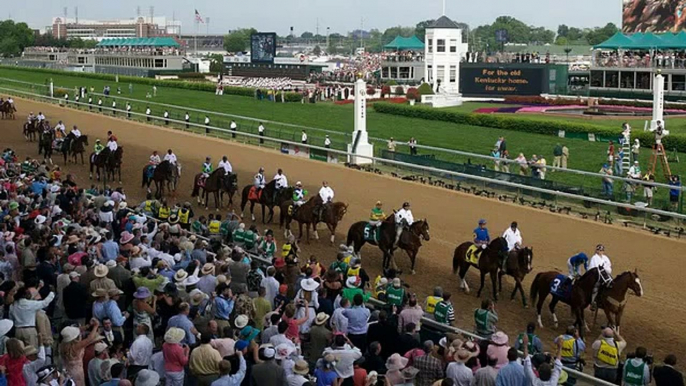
[460,66,544,96]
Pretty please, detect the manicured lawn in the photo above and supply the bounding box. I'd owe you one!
[1,67,684,208]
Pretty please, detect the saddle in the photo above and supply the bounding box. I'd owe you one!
[248,186,263,201]
[145,165,155,178]
[466,244,481,265]
[364,224,380,242]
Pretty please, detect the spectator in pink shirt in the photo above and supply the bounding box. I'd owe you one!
[486,331,511,369]
[398,295,423,333]
[163,327,190,386]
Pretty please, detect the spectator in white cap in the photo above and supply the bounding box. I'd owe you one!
[87,342,109,386]
[251,343,285,385]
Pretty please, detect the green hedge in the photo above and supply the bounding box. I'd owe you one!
[372,102,686,152]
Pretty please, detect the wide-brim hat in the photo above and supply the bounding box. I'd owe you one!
[36,365,57,382]
[174,270,188,282]
[184,275,199,286]
[105,260,117,268]
[401,366,420,380]
[0,319,13,337]
[454,349,477,363]
[168,215,179,224]
[491,331,509,345]
[88,234,102,246]
[3,231,15,241]
[61,326,81,343]
[135,369,160,386]
[91,288,108,298]
[293,360,309,375]
[23,345,38,357]
[314,312,329,326]
[234,314,249,329]
[164,327,185,344]
[201,263,215,276]
[275,343,295,360]
[385,353,409,371]
[134,286,152,299]
[301,278,319,292]
[34,215,47,225]
[240,326,260,342]
[118,202,127,210]
[189,289,208,306]
[94,264,109,278]
[119,231,134,244]
[66,235,80,244]
[108,288,124,297]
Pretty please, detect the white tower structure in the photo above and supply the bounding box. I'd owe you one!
[347,78,374,165]
[423,15,469,107]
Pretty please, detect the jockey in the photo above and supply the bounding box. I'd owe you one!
[273,168,288,202]
[473,219,490,249]
[27,112,35,123]
[502,221,522,251]
[149,151,161,166]
[567,252,589,280]
[369,201,385,227]
[93,139,105,155]
[164,149,177,165]
[106,136,118,152]
[70,125,81,138]
[7,97,12,105]
[292,181,307,207]
[254,167,266,191]
[201,156,213,178]
[37,112,45,122]
[394,202,414,245]
[54,121,66,138]
[588,244,613,309]
[218,156,232,175]
[316,181,335,221]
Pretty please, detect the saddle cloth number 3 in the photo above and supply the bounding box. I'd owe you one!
[551,278,562,293]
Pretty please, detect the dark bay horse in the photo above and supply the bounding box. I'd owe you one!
[23,120,40,141]
[240,180,293,223]
[38,130,54,163]
[142,160,179,199]
[530,268,605,335]
[452,237,509,300]
[592,270,643,334]
[91,148,124,183]
[191,169,238,210]
[346,216,430,272]
[498,247,534,307]
[280,198,348,244]
[0,101,16,119]
[61,134,88,164]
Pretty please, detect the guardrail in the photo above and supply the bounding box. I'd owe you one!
[2,75,683,193]
[3,84,686,222]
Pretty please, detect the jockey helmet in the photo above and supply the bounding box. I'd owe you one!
[511,221,518,228]
[259,167,264,173]
[206,156,211,161]
[402,202,410,208]
[184,202,191,208]
[95,139,100,143]
[152,150,157,154]
[222,156,228,161]
[478,219,487,225]
[596,244,605,252]
[295,181,302,187]
[167,149,172,154]
[376,201,382,207]
[58,120,62,124]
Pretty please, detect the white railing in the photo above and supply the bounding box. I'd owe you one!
[2,83,686,222]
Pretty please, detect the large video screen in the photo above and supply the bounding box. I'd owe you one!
[622,0,686,33]
[251,33,276,63]
[460,66,544,96]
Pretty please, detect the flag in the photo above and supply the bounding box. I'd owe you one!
[195,9,204,23]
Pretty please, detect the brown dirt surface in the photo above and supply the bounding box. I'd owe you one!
[4,98,685,361]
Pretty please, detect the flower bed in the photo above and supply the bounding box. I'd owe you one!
[334,97,407,105]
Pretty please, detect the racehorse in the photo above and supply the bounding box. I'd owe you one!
[498,247,534,307]
[61,134,89,164]
[280,197,349,244]
[38,129,54,163]
[452,237,509,301]
[346,215,430,272]
[592,270,643,334]
[23,120,40,142]
[0,101,16,119]
[240,180,293,223]
[191,169,238,210]
[530,268,613,335]
[90,148,124,183]
[142,160,180,199]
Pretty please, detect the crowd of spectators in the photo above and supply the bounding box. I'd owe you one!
[0,121,682,386]
[593,50,686,69]
[222,77,298,90]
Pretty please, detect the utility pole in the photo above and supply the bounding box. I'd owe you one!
[74,6,78,24]
[206,17,210,35]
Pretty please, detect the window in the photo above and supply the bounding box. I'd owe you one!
[428,39,433,53]
[437,39,445,53]
[620,72,635,89]
[450,39,457,53]
[437,65,445,82]
[427,65,432,82]
[390,67,398,78]
[382,67,389,78]
[672,74,685,91]
[636,72,651,90]
[449,65,456,82]
[604,71,619,88]
[590,70,603,87]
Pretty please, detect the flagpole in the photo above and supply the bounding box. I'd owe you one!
[194,18,198,57]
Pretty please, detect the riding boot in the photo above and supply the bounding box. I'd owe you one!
[394,226,402,247]
[590,286,598,311]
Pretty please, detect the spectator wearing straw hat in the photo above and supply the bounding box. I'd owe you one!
[446,348,476,385]
[90,264,117,293]
[22,344,46,386]
[163,327,189,386]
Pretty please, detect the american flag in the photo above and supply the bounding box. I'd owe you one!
[195,9,204,23]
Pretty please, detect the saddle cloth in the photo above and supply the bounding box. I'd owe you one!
[466,244,481,265]
[145,165,155,178]
[550,274,573,301]
[248,186,263,201]
[364,224,380,242]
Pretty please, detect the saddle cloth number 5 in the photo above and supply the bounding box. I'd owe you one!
[364,226,371,240]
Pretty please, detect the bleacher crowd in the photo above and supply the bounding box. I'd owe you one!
[0,137,682,386]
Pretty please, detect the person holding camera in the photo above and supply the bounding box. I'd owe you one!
[592,327,626,383]
[554,326,586,386]
[622,347,651,386]
[522,334,564,385]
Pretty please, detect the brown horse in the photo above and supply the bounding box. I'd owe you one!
[452,237,509,301]
[191,169,238,210]
[61,134,89,164]
[0,101,16,119]
[592,270,643,334]
[498,247,534,307]
[23,120,40,141]
[393,219,430,274]
[240,180,293,223]
[280,197,348,244]
[142,160,180,199]
[90,147,124,183]
[38,129,54,163]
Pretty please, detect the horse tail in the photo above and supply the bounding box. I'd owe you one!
[141,168,148,188]
[530,272,543,306]
[191,175,200,197]
[452,246,461,274]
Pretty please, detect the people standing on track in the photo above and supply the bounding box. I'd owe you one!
[301,130,308,145]
[146,106,151,122]
[387,137,396,152]
[126,102,131,119]
[218,156,232,175]
[592,327,626,383]
[88,96,93,110]
[394,202,414,246]
[204,115,210,134]
[111,100,117,116]
[230,120,237,138]
[98,98,103,112]
[324,135,331,149]
[164,149,178,166]
[566,252,588,280]
[185,112,190,129]
[164,110,170,125]
[408,137,417,155]
[502,221,522,252]
[258,123,265,144]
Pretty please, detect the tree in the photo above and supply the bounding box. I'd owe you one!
[208,54,224,73]
[529,26,555,44]
[0,20,35,57]
[223,28,257,53]
[300,31,313,39]
[585,23,619,45]
[415,19,435,41]
[312,45,321,56]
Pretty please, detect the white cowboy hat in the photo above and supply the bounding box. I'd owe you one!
[104,200,114,207]
[61,326,81,343]
[301,278,319,292]
[184,275,199,286]
[34,215,47,225]
[0,319,14,337]
[189,289,208,306]
[234,314,249,329]
[314,312,329,326]
[118,202,127,210]
[94,342,108,354]
[164,327,186,344]
[93,264,109,278]
[105,260,117,268]
[135,369,160,386]
[385,353,409,371]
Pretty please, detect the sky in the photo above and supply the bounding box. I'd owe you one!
[9,0,621,35]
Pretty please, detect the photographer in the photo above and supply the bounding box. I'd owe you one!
[554,326,586,386]
[522,334,564,385]
[592,327,626,383]
[622,347,651,386]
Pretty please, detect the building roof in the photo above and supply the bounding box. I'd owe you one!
[429,16,460,29]
[384,35,425,50]
[593,32,686,49]
[96,37,180,48]
[503,44,592,55]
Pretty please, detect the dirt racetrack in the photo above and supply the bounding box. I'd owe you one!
[3,98,685,360]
